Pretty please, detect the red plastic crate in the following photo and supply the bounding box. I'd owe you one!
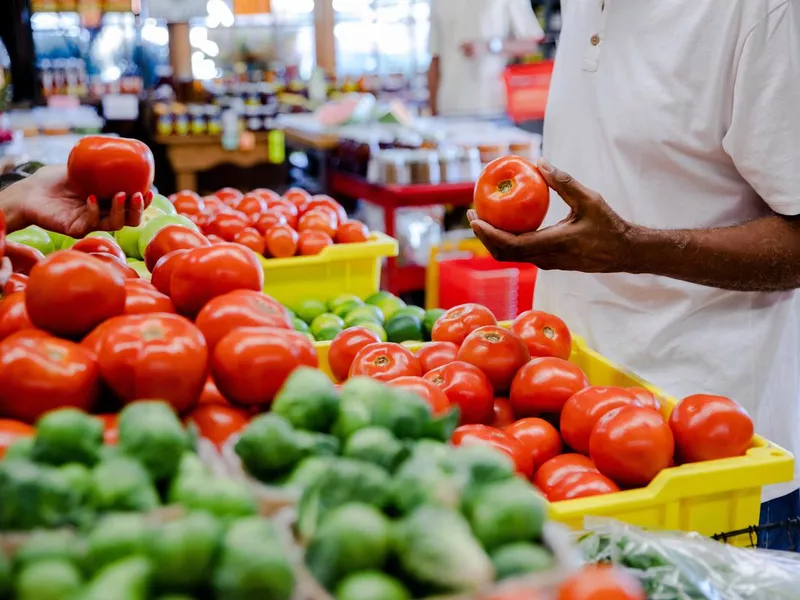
[438,256,537,321]
[504,60,555,122]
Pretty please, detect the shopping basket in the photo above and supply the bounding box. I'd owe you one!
[504,60,555,123]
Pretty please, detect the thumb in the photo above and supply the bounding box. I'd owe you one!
[537,158,594,214]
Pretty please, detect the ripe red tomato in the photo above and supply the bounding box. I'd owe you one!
[202,196,225,213]
[187,404,249,449]
[547,470,620,502]
[233,227,267,255]
[560,387,639,455]
[431,304,497,347]
[557,565,646,600]
[457,326,530,393]
[254,212,288,236]
[195,290,291,350]
[0,330,100,422]
[198,377,230,406]
[92,313,208,414]
[283,187,312,213]
[94,414,119,445]
[511,310,572,360]
[235,194,269,218]
[204,212,250,242]
[212,327,303,406]
[298,209,337,238]
[298,230,334,256]
[0,419,35,457]
[349,342,422,382]
[151,248,189,296]
[415,341,459,374]
[2,272,28,295]
[88,252,140,279]
[452,424,534,479]
[328,327,383,382]
[170,244,264,317]
[67,136,154,201]
[0,292,32,341]
[473,155,549,234]
[308,194,347,224]
[5,241,45,275]
[214,187,243,205]
[491,398,516,428]
[389,376,451,416]
[26,250,126,339]
[534,454,598,496]
[627,387,662,413]
[143,225,210,272]
[505,417,563,473]
[72,237,126,262]
[124,279,176,315]
[281,330,319,368]
[265,225,299,259]
[252,188,282,204]
[424,361,494,424]
[336,220,369,244]
[669,394,754,463]
[172,190,205,216]
[590,406,674,488]
[510,357,589,416]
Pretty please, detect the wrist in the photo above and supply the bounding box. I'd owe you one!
[0,181,30,234]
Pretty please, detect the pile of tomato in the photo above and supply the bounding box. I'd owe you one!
[327,303,756,503]
[169,187,369,259]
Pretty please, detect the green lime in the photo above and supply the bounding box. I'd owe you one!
[333,299,364,319]
[311,313,345,338]
[352,321,388,342]
[334,571,411,600]
[391,306,426,321]
[293,299,328,325]
[328,294,364,312]
[385,314,424,344]
[374,297,407,321]
[364,291,395,306]
[315,327,343,342]
[344,305,385,327]
[292,318,310,333]
[423,308,446,340]
[490,542,555,580]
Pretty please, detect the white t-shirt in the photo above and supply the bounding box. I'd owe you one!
[429,0,545,117]
[537,0,800,501]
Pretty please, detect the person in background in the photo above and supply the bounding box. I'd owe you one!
[427,0,545,118]
[468,1,800,549]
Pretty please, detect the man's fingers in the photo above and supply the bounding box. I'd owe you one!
[537,158,598,214]
[84,195,101,231]
[105,192,127,231]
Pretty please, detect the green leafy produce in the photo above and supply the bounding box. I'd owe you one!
[85,513,149,574]
[421,406,461,442]
[334,571,411,600]
[394,506,494,593]
[58,463,93,503]
[0,550,9,599]
[283,456,336,490]
[443,445,516,489]
[32,408,104,467]
[296,431,341,457]
[490,542,554,580]
[272,367,340,432]
[87,456,160,513]
[343,426,407,472]
[306,503,392,588]
[235,413,314,481]
[212,516,294,600]
[391,448,462,515]
[117,402,189,482]
[465,478,547,551]
[80,556,153,600]
[15,559,83,600]
[0,459,81,530]
[168,472,257,518]
[14,530,83,569]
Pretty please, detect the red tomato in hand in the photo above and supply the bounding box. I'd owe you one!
[491,398,516,428]
[195,289,291,350]
[150,248,189,296]
[0,292,32,341]
[0,419,34,458]
[474,155,549,234]
[510,357,589,416]
[283,187,312,213]
[308,194,347,224]
[170,244,264,317]
[349,342,422,382]
[26,250,126,338]
[557,565,646,600]
[67,136,154,201]
[92,313,208,414]
[2,272,28,295]
[431,303,497,347]
[234,227,267,255]
[457,326,530,393]
[298,209,337,238]
[669,394,754,463]
[187,404,249,448]
[94,414,119,445]
[212,327,303,406]
[389,376,451,416]
[505,417,563,473]
[415,341,459,374]
[511,310,572,360]
[0,330,100,422]
[144,225,210,272]
[5,241,45,275]
[72,237,127,262]
[265,225,299,258]
[329,327,383,382]
[627,387,662,413]
[254,212,288,236]
[452,424,534,479]
[336,220,369,244]
[590,406,674,488]
[298,230,333,256]
[204,212,250,242]
[124,279,176,315]
[547,470,620,502]
[424,361,494,424]
[172,190,205,216]
[560,387,639,455]
[534,453,598,496]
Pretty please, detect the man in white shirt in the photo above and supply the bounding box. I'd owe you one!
[468,0,800,549]
[428,0,545,118]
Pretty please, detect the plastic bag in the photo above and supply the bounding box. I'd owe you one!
[578,518,800,600]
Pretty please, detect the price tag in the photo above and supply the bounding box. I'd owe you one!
[147,0,207,22]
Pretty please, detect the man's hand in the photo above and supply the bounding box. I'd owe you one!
[467,159,635,273]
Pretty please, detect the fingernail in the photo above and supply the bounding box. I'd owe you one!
[87,195,97,205]
[466,209,477,221]
[537,158,554,173]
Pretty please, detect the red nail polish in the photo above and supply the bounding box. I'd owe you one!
[87,195,97,205]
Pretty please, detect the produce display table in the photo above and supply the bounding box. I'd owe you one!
[328,169,476,295]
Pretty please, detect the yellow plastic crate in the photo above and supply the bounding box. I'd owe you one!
[258,232,398,307]
[314,333,794,541]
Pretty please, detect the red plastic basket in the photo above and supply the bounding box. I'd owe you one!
[504,60,555,122]
[438,256,537,321]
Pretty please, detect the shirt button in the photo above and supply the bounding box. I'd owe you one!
[590,34,601,46]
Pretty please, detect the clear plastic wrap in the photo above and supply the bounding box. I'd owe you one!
[579,518,800,600]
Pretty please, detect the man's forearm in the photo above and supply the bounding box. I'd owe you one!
[624,214,800,292]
